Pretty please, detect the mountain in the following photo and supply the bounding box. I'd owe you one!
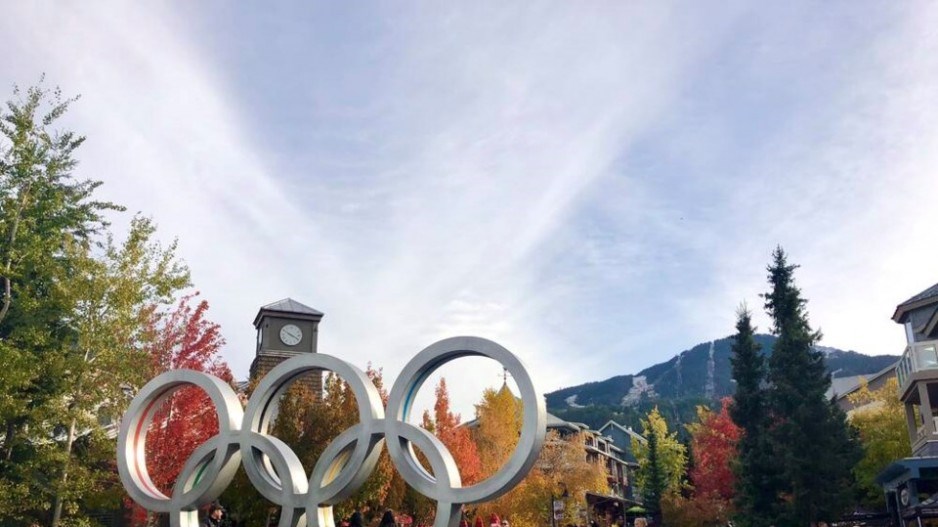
[545,334,898,433]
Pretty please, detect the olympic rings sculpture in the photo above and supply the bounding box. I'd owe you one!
[117,336,547,527]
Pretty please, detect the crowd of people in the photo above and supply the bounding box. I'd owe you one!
[195,505,664,527]
[198,505,515,527]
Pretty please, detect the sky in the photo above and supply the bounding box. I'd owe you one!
[2,2,938,419]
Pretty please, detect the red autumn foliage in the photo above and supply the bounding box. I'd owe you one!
[128,294,231,526]
[689,397,741,500]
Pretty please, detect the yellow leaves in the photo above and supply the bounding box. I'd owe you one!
[473,430,609,527]
[632,406,687,494]
[474,385,523,479]
[847,377,910,508]
[473,384,609,527]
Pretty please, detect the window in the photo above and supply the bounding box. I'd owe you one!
[917,343,938,370]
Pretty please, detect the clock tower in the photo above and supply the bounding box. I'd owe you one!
[250,298,324,398]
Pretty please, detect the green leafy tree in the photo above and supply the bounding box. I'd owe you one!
[223,366,395,527]
[0,82,123,524]
[221,378,321,527]
[49,216,189,526]
[763,247,861,526]
[0,81,190,526]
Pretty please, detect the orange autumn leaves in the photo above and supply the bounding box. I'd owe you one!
[422,379,483,485]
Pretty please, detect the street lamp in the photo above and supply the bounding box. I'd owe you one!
[550,482,569,527]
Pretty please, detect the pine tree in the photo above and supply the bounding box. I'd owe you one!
[729,306,779,527]
[642,423,665,515]
[762,247,861,526]
[632,407,687,495]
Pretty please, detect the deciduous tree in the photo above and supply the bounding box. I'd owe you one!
[0,80,194,526]
[687,398,740,501]
[0,81,124,525]
[474,384,522,480]
[50,216,189,527]
[661,491,734,527]
[473,384,607,527]
[129,294,230,526]
[222,364,396,526]
[423,378,482,485]
[848,377,910,509]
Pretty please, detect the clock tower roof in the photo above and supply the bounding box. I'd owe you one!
[253,298,324,327]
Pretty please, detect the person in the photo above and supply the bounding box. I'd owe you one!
[489,513,501,527]
[202,503,225,527]
[379,509,397,527]
[501,518,510,527]
[350,510,365,527]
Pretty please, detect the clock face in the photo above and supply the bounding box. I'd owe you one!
[279,324,303,346]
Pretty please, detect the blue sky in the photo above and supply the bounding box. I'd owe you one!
[3,2,937,417]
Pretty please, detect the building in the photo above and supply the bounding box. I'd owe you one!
[831,363,898,415]
[597,420,645,502]
[876,282,938,526]
[892,283,938,457]
[464,402,642,525]
[249,298,325,398]
[545,413,643,526]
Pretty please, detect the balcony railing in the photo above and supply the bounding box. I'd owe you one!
[897,340,938,390]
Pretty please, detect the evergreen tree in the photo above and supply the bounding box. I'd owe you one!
[729,306,778,527]
[633,407,687,495]
[642,423,665,516]
[763,247,861,526]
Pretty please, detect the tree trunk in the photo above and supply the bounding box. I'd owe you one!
[51,417,77,527]
[0,182,31,326]
[0,275,10,326]
[2,420,15,461]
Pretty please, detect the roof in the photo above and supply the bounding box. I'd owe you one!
[599,420,647,444]
[463,411,586,432]
[830,362,898,401]
[876,457,938,487]
[827,375,865,400]
[894,283,938,323]
[546,412,588,432]
[253,298,324,326]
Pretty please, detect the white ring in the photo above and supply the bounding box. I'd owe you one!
[118,337,546,527]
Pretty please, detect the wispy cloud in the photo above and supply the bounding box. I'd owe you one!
[2,2,936,417]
